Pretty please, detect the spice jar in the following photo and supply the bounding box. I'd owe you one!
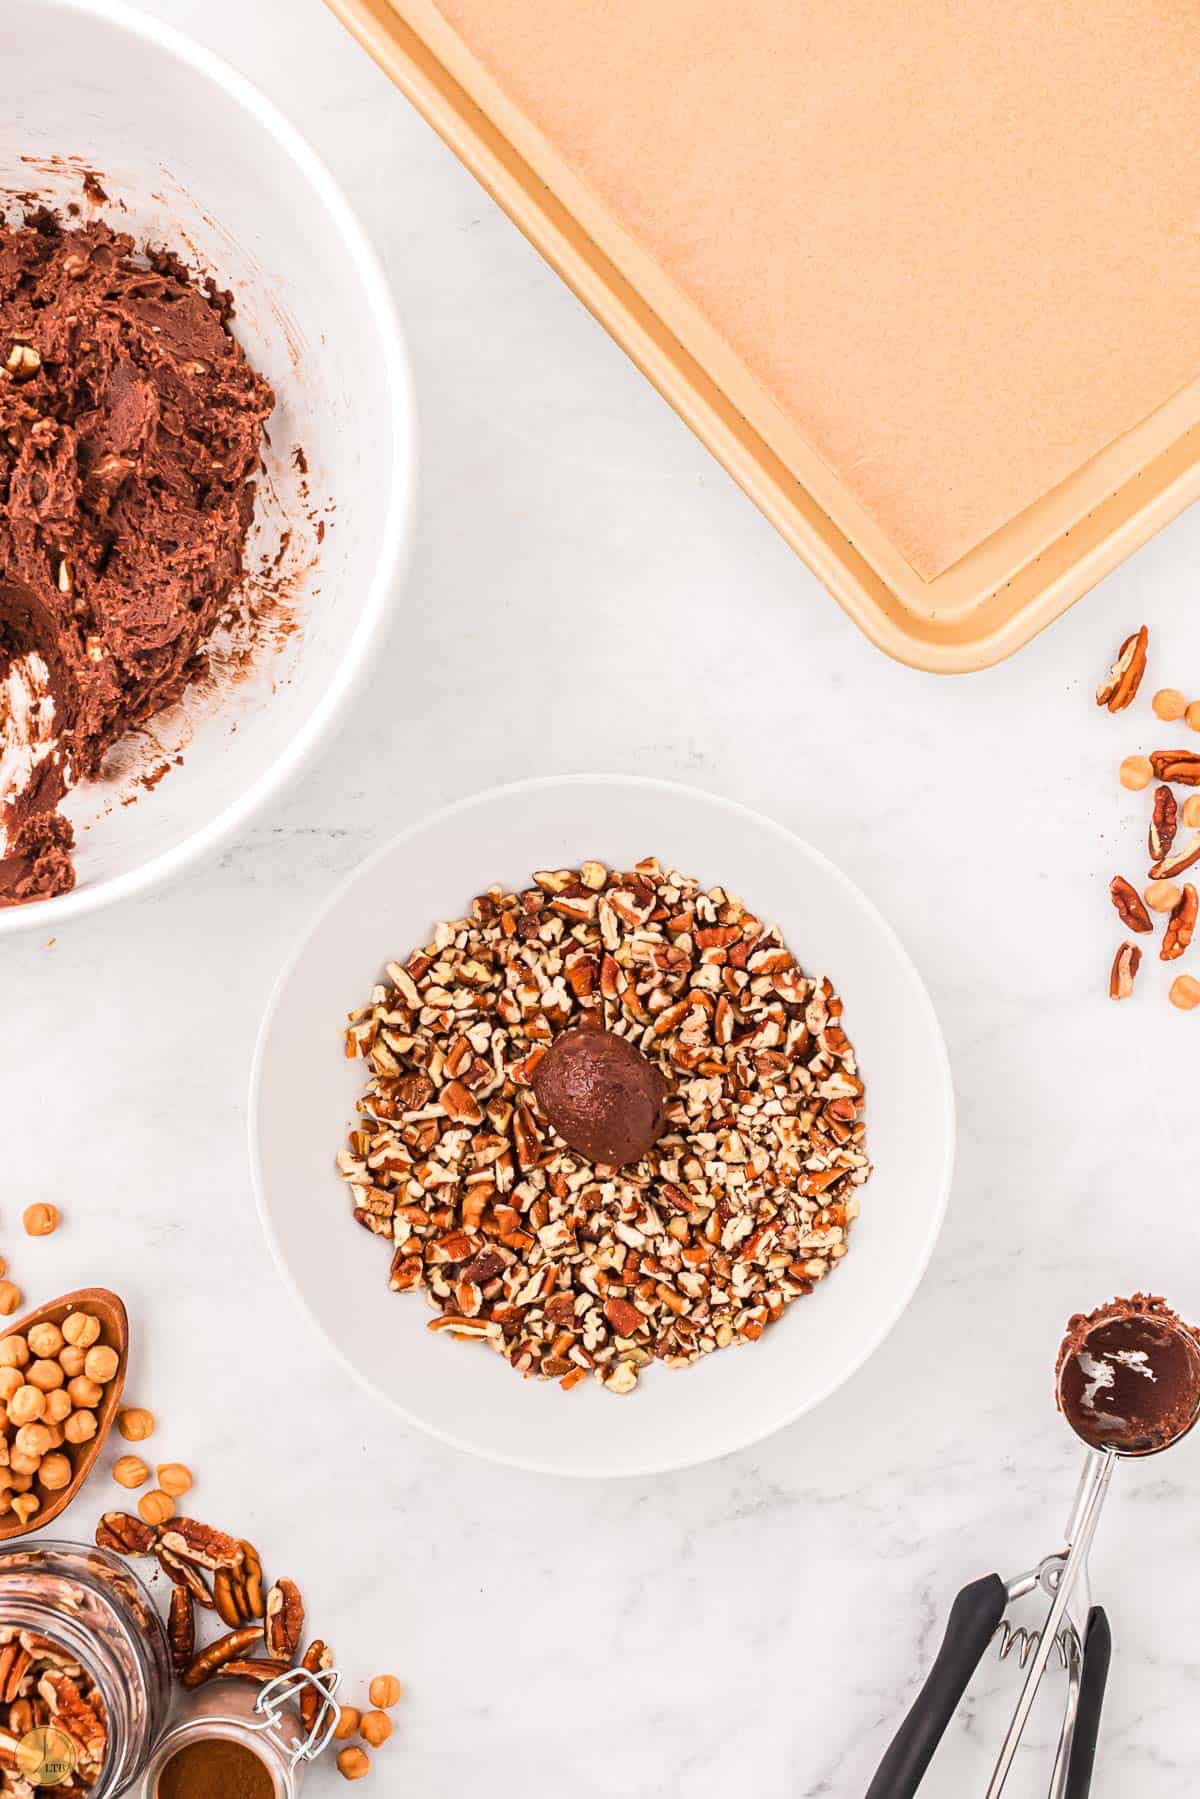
[0,1539,171,1795]
[137,1668,338,1799]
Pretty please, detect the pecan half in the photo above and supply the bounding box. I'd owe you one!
[1110,941,1142,1000]
[156,1545,216,1609]
[168,1587,195,1678]
[1150,831,1200,881]
[241,1543,265,1618]
[1150,786,1179,865]
[1162,884,1198,962]
[0,1645,30,1707]
[158,1519,244,1573]
[38,1671,106,1770]
[298,1640,333,1733]
[95,1512,155,1556]
[214,1659,291,1685]
[180,1625,264,1690]
[1110,875,1152,934]
[1150,750,1200,786]
[1096,625,1149,711]
[213,1542,265,1628]
[263,1579,304,1662]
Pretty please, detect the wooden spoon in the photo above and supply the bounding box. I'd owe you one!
[0,1287,128,1542]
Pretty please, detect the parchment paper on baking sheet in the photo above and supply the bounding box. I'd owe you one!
[435,0,1200,579]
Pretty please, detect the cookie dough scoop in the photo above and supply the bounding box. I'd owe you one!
[867,1293,1200,1799]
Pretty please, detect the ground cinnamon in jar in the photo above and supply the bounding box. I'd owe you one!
[157,1737,275,1799]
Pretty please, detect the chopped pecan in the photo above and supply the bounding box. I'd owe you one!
[95,1512,155,1556]
[340,859,870,1391]
[1110,875,1152,934]
[1150,750,1200,786]
[1162,884,1198,962]
[263,1579,304,1662]
[298,1641,333,1733]
[158,1519,244,1573]
[1110,941,1142,1000]
[603,1297,644,1337]
[180,1625,264,1690]
[1096,625,1148,711]
[1150,786,1178,865]
[1150,831,1200,881]
[168,1587,195,1678]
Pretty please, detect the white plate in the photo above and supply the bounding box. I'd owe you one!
[0,0,416,933]
[251,776,955,1476]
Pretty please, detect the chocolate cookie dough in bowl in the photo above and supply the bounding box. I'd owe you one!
[0,0,415,933]
[252,776,955,1476]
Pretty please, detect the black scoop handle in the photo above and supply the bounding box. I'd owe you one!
[1064,1606,1111,1799]
[865,1573,1007,1798]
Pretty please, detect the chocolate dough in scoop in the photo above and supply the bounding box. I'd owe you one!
[0,208,274,905]
[1057,1293,1200,1454]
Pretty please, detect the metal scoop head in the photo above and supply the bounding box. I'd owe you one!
[1056,1297,1200,1457]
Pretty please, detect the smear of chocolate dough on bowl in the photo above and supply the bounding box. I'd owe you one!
[0,208,274,906]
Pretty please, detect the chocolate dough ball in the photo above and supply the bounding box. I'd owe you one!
[533,1027,668,1167]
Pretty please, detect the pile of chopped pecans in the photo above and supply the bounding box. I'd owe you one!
[339,858,872,1394]
[1099,627,1200,1011]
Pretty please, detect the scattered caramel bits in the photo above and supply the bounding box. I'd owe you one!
[113,1455,149,1490]
[1146,881,1182,914]
[116,1406,155,1441]
[360,1712,393,1748]
[1188,702,1200,733]
[138,1488,175,1527]
[337,1747,370,1781]
[334,1707,361,1741]
[1119,755,1153,792]
[1184,796,1200,829]
[22,1202,59,1237]
[368,1675,402,1710]
[1169,974,1200,1011]
[1153,688,1188,722]
[157,1462,193,1498]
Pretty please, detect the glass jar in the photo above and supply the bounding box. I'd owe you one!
[137,1662,340,1791]
[0,1539,171,1796]
[137,1682,312,1799]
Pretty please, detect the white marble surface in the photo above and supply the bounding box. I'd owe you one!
[5,2,1200,1791]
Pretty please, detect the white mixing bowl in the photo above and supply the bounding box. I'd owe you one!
[251,777,955,1476]
[0,0,416,934]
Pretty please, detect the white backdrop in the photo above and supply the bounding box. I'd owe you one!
[4,3,1200,1792]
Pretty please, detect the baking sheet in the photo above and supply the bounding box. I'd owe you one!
[329,0,1200,668]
